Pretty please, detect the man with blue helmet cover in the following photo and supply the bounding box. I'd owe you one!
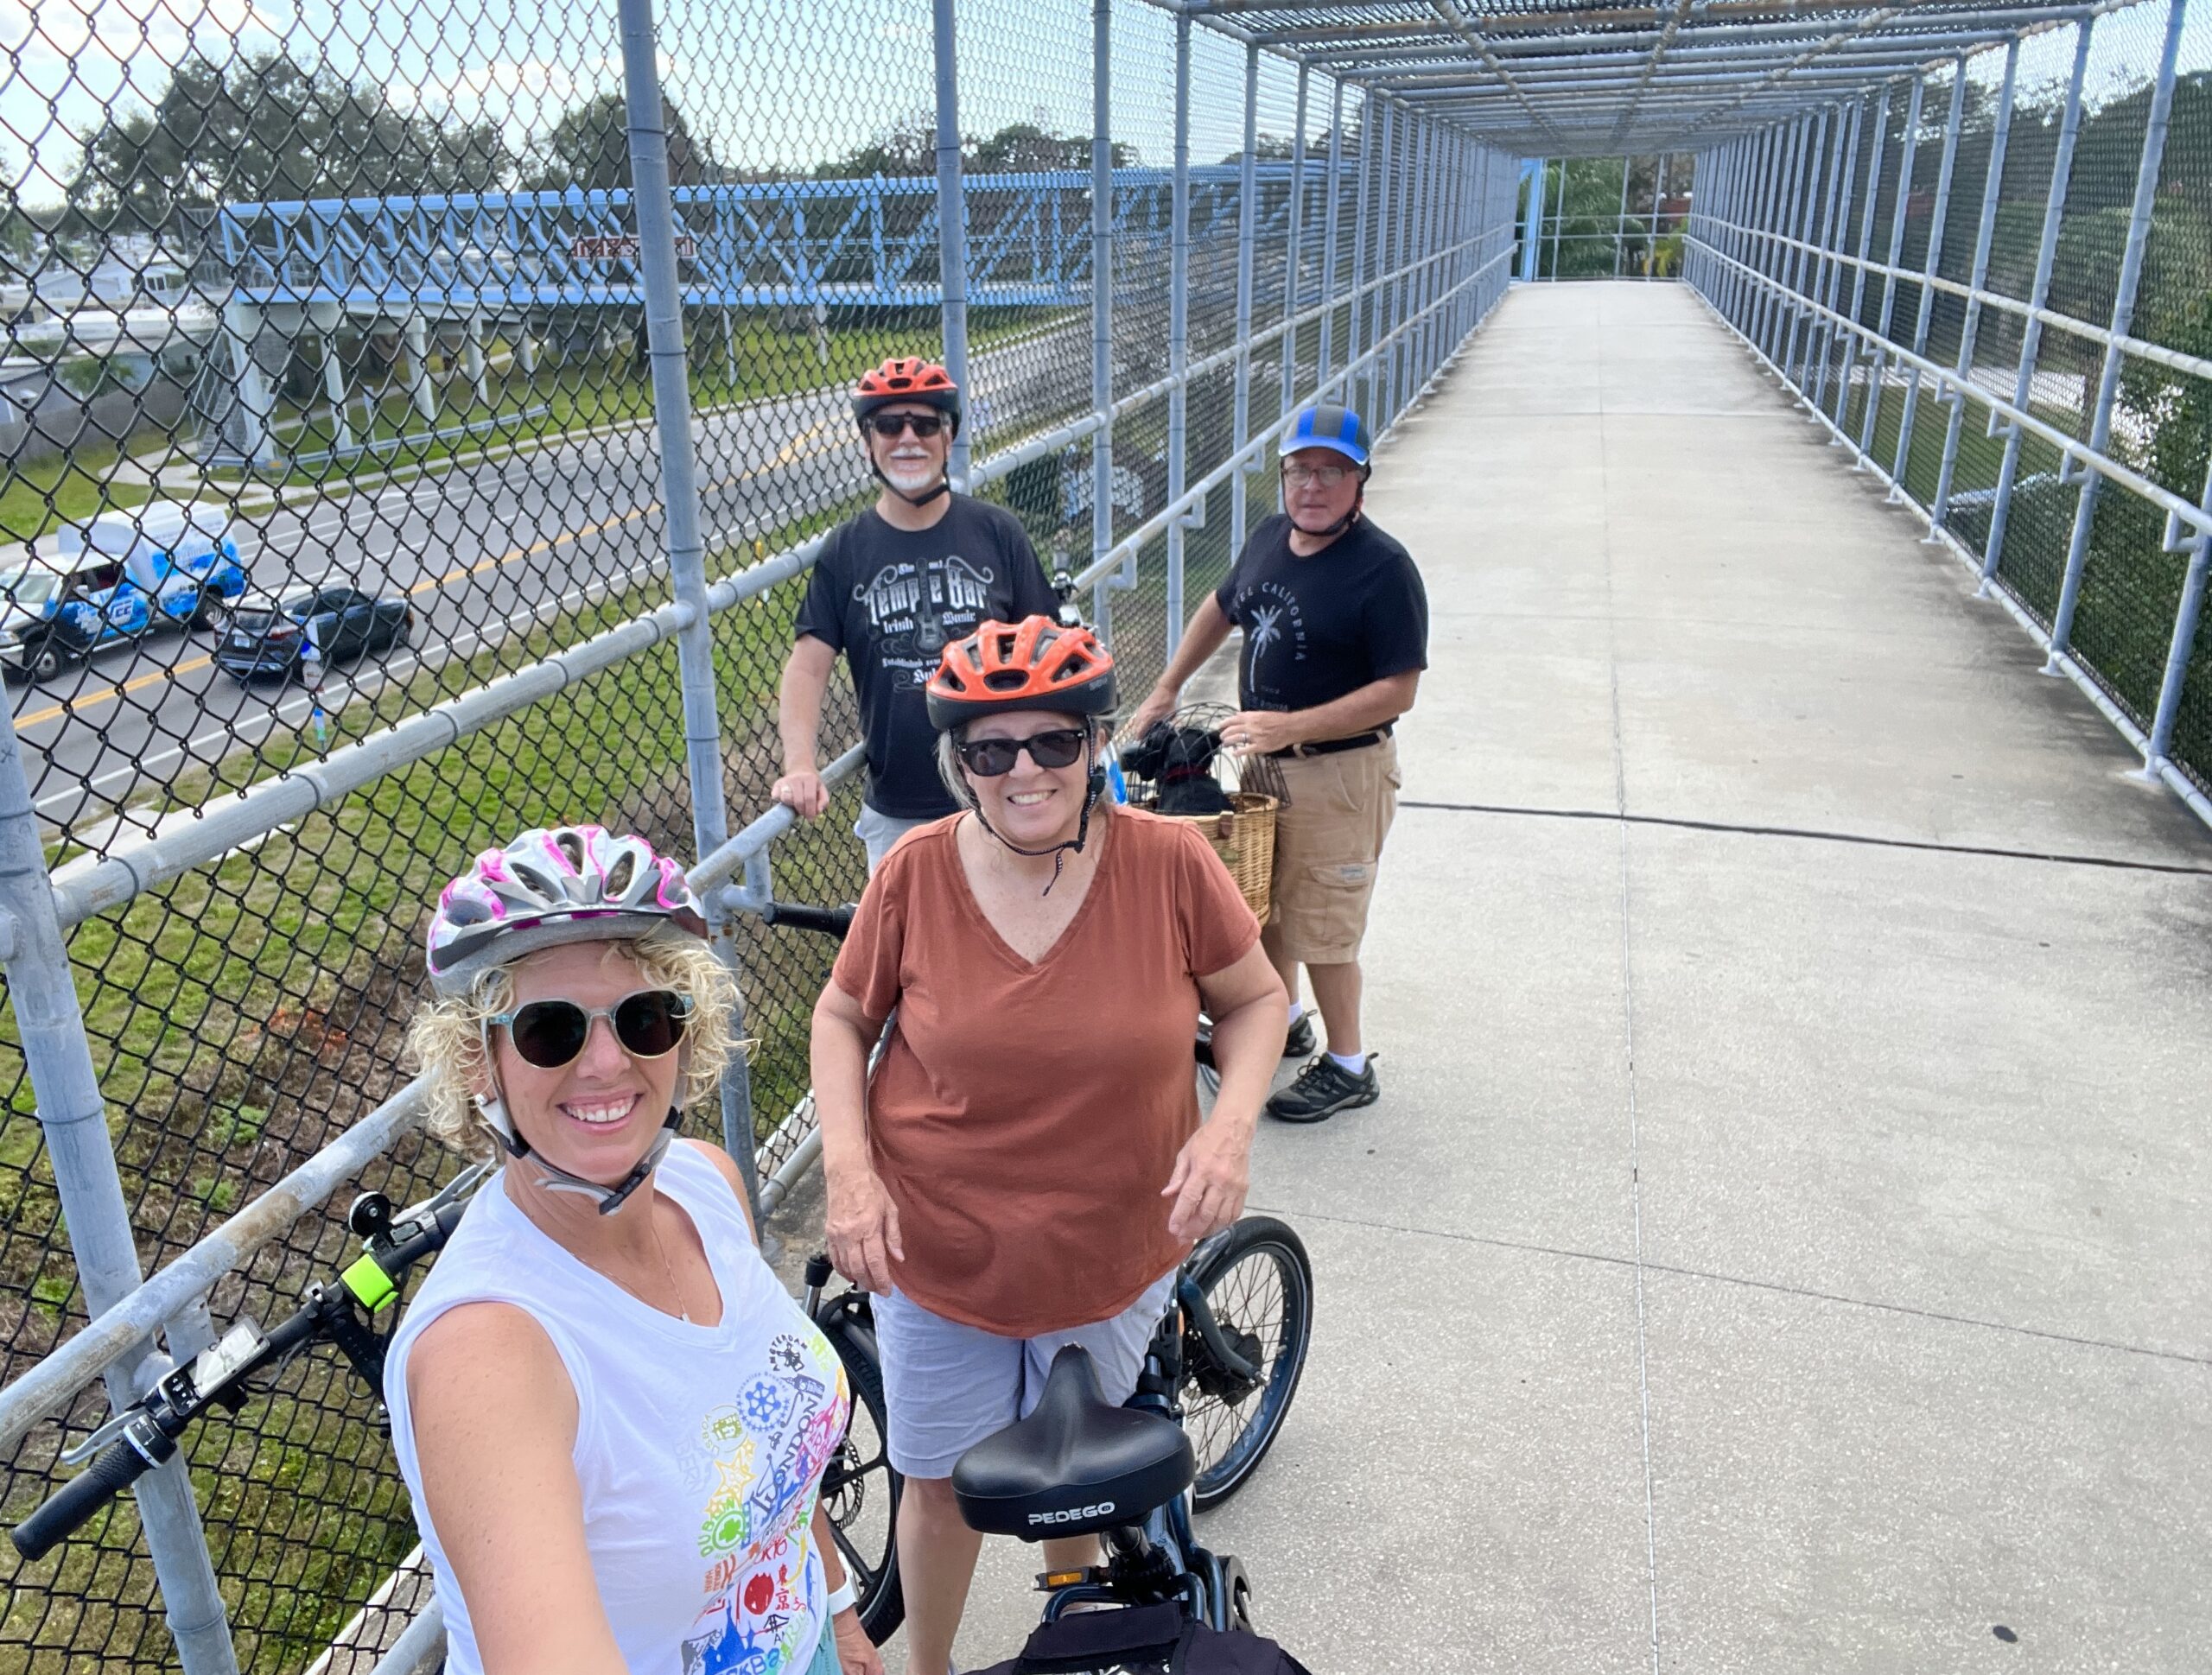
[1129,401,1427,1123]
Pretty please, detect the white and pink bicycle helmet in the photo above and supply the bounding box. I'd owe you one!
[427,825,708,997]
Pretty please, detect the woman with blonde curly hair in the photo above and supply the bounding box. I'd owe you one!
[386,825,880,1675]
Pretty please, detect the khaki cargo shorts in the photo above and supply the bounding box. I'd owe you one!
[1266,735,1401,964]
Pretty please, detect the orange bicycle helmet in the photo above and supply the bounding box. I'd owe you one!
[927,616,1116,730]
[853,356,963,431]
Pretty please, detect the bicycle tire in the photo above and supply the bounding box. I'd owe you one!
[1181,1217,1313,1512]
[815,1297,906,1643]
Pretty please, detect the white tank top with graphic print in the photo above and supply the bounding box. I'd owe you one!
[385,1140,850,1675]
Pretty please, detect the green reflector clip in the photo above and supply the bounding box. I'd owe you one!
[341,1254,398,1312]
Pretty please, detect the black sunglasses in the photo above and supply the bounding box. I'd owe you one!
[489,989,692,1070]
[955,726,1090,777]
[866,412,948,440]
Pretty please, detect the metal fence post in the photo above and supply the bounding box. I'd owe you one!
[1751,121,1797,354]
[1798,105,1849,393]
[1760,118,1814,365]
[1389,103,1414,421]
[2144,458,2212,775]
[1831,88,1889,425]
[1891,60,1967,500]
[0,752,240,1668]
[1230,43,1259,564]
[1932,37,2020,531]
[1367,99,1395,422]
[1319,78,1345,389]
[1744,128,1782,333]
[619,0,753,1196]
[1547,146,1566,279]
[1809,99,1865,414]
[1781,108,1830,384]
[1859,74,1925,461]
[1981,18,2094,587]
[1518,158,1542,281]
[1280,63,1310,429]
[1090,0,1115,636]
[1350,98,1373,412]
[1165,7,1191,654]
[2049,0,2189,668]
[932,0,973,488]
[1615,155,1631,276]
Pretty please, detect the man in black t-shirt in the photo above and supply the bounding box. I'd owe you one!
[776,357,1058,871]
[1132,403,1427,1122]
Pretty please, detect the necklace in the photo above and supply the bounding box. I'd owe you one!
[647,1202,693,1324]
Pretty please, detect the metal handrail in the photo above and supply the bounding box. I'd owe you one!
[1683,234,2212,546]
[0,747,867,1455]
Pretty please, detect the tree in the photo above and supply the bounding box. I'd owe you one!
[66,54,512,234]
[816,113,936,180]
[525,92,717,192]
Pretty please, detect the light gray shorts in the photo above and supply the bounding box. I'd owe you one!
[873,1270,1179,1480]
[854,803,933,874]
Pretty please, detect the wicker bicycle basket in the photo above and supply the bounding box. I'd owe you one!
[1134,790,1278,921]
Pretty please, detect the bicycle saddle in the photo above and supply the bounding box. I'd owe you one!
[952,1345,1194,1539]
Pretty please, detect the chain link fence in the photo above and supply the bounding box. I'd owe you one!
[0,0,1513,1668]
[1687,0,2212,814]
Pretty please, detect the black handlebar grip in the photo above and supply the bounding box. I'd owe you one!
[764,902,856,939]
[11,1427,173,1562]
[804,1253,835,1289]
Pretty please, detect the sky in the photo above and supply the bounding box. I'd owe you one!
[0,0,2202,208]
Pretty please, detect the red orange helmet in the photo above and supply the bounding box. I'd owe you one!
[853,356,962,431]
[926,616,1116,730]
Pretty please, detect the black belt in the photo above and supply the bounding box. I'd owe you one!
[1268,725,1392,760]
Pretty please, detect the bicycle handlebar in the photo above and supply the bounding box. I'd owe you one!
[10,1176,477,1564]
[761,901,856,940]
[11,1419,174,1560]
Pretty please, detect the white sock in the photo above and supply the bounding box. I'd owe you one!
[1287,1000,1306,1026]
[1327,1049,1368,1075]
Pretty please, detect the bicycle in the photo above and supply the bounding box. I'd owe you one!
[806,1215,1314,1657]
[10,1164,486,1564]
[760,898,1317,1650]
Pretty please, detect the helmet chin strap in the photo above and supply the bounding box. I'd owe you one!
[476,1046,679,1216]
[969,737,1107,896]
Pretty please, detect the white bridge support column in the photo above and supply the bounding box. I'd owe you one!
[464,312,489,410]
[219,300,276,468]
[403,314,437,423]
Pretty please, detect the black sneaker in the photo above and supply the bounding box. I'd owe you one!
[1284,1013,1316,1058]
[1266,1054,1380,1124]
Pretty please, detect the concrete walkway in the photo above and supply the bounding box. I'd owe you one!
[939,281,2212,1672]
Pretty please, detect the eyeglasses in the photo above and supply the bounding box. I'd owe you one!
[866,412,949,440]
[1281,461,1352,489]
[489,989,692,1070]
[954,726,1090,777]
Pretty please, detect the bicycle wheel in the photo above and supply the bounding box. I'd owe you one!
[815,1294,906,1643]
[1180,1216,1313,1511]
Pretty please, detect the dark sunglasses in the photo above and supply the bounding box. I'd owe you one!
[955,726,1090,777]
[866,412,948,440]
[489,989,692,1070]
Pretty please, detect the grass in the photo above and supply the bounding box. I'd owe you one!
[0,444,156,544]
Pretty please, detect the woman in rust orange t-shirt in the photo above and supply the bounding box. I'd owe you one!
[809,616,1287,1675]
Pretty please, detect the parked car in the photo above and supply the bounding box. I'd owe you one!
[215,584,414,682]
[1,502,245,682]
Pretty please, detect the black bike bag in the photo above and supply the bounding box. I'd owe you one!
[971,1602,1315,1675]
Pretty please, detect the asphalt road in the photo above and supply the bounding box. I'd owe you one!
[12,316,1099,838]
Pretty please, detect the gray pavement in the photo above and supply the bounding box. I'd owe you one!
[861,281,2212,1672]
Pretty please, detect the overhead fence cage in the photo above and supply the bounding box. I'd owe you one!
[3,0,2210,1669]
[0,0,1515,1669]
